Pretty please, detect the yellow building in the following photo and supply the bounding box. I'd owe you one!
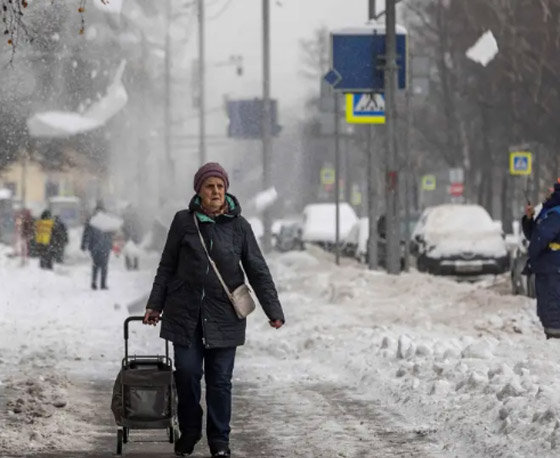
[0,159,103,215]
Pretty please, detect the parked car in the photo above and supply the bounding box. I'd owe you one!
[274,219,303,252]
[301,203,358,251]
[48,196,83,228]
[343,213,420,268]
[411,204,509,276]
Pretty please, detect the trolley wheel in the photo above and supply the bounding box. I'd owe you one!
[122,427,129,444]
[116,429,124,455]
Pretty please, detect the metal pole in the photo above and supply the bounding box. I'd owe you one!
[261,0,272,251]
[334,93,341,265]
[403,57,412,272]
[367,125,378,270]
[164,0,174,197]
[198,0,206,166]
[21,149,27,210]
[384,0,401,274]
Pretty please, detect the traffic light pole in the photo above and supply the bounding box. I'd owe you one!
[261,0,273,252]
[198,0,206,166]
[384,0,401,275]
[334,93,341,266]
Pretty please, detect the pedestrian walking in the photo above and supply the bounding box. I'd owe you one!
[51,216,69,263]
[522,180,560,339]
[81,204,113,290]
[35,210,54,270]
[143,162,285,458]
[122,204,142,270]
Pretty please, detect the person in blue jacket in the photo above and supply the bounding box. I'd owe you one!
[522,180,560,339]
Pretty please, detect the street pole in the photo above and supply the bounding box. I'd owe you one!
[261,0,272,252]
[198,0,206,166]
[403,57,412,272]
[20,148,27,210]
[334,93,341,265]
[164,0,174,197]
[367,125,378,270]
[367,0,378,271]
[384,0,401,274]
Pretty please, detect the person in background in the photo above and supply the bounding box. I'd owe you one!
[51,216,69,263]
[122,204,142,270]
[522,180,560,339]
[143,162,285,458]
[81,203,113,290]
[35,210,55,270]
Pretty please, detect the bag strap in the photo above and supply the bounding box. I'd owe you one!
[193,214,235,304]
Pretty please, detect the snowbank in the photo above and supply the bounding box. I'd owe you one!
[2,238,559,456]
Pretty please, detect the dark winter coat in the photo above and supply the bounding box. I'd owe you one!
[81,217,113,262]
[522,190,560,330]
[522,194,560,274]
[147,194,284,349]
[51,217,69,254]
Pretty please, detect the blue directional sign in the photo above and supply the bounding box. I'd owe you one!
[509,151,532,176]
[324,24,407,93]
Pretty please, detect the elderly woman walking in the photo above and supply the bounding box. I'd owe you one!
[144,162,285,457]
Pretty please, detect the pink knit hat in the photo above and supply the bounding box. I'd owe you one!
[194,162,230,193]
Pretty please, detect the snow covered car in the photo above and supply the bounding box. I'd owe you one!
[301,203,358,251]
[411,204,509,276]
[274,219,303,252]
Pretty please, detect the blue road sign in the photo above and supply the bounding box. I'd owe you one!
[509,151,532,176]
[324,24,407,92]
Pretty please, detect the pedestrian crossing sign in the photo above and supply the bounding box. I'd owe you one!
[509,151,532,176]
[421,175,436,191]
[345,93,385,124]
[320,167,335,186]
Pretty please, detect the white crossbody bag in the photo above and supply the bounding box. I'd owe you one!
[194,214,256,319]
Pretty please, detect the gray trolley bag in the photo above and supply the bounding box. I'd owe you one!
[111,316,178,455]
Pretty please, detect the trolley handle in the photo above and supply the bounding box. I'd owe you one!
[124,316,169,362]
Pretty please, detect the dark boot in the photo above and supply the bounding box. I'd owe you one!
[174,433,201,456]
[210,443,231,457]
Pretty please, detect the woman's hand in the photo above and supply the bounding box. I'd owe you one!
[143,308,161,326]
[269,320,284,329]
[525,204,535,219]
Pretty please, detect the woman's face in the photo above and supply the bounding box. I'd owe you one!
[199,177,226,210]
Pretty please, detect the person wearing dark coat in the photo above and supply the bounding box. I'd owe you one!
[51,216,69,263]
[81,204,113,290]
[143,162,285,458]
[522,181,560,339]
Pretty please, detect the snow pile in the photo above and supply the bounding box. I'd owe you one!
[301,203,358,244]
[242,249,560,457]
[466,30,499,66]
[0,372,94,452]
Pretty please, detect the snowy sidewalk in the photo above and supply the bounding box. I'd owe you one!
[2,244,560,457]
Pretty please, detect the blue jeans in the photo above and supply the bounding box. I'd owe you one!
[174,322,236,446]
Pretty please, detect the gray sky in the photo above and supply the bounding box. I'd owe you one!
[187,0,367,122]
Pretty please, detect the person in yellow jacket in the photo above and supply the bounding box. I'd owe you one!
[35,210,55,270]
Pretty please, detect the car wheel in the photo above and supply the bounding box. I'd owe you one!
[417,255,428,273]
